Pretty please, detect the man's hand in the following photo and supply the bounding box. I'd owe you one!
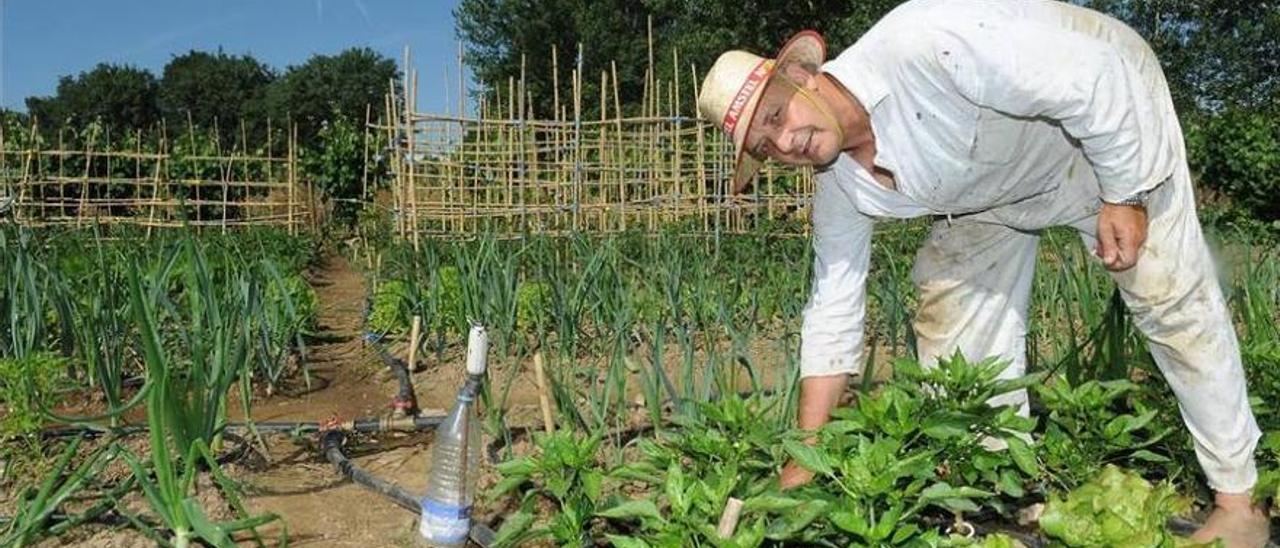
[1095,203,1148,271]
[780,455,816,489]
[779,374,848,490]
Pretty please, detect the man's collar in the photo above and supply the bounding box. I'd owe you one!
[821,55,889,113]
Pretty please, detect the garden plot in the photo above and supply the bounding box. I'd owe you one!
[0,223,1276,546]
[361,228,1280,546]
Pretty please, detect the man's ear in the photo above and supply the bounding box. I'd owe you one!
[780,61,820,92]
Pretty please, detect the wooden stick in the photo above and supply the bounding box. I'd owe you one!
[532,352,555,434]
[716,497,744,538]
[407,315,422,372]
[362,103,371,201]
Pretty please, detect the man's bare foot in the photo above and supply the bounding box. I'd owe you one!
[779,460,815,490]
[1190,492,1270,548]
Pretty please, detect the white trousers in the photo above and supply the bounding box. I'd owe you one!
[910,151,1262,494]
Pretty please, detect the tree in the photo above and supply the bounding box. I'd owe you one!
[455,0,905,119]
[1079,0,1280,115]
[24,64,160,133]
[158,49,276,144]
[301,116,366,221]
[262,48,398,143]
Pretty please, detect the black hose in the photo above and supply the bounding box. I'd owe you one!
[38,414,448,440]
[319,422,498,548]
[320,429,422,513]
[363,330,420,415]
[361,290,420,415]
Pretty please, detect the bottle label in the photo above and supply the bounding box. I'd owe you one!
[419,499,471,544]
[421,498,472,519]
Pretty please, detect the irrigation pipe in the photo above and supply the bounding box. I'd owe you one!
[39,414,448,440]
[320,429,430,513]
[361,290,421,415]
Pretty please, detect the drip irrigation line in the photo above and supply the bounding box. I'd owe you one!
[320,429,428,513]
[37,414,449,440]
[319,413,497,547]
[361,290,421,415]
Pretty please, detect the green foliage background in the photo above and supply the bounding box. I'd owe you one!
[456,0,1280,220]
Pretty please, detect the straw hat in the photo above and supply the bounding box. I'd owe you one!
[698,31,827,194]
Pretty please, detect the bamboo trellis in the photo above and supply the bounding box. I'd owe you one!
[383,40,814,242]
[0,120,314,233]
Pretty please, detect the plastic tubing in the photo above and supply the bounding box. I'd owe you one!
[320,429,423,512]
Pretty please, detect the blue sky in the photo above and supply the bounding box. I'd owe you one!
[0,0,469,115]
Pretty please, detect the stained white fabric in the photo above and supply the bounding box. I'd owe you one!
[799,0,1260,493]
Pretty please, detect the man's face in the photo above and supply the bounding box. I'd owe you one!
[743,68,843,167]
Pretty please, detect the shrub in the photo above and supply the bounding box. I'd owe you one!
[1186,108,1280,222]
[0,353,64,439]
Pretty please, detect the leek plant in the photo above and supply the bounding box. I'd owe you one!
[0,436,124,546]
[127,237,254,450]
[1029,229,1144,383]
[254,261,316,391]
[124,243,279,547]
[0,230,70,361]
[73,244,135,424]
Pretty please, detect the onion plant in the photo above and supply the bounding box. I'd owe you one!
[123,240,280,546]
[0,436,123,546]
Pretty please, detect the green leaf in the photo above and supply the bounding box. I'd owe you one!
[597,499,663,522]
[610,463,663,485]
[1130,449,1171,463]
[997,469,1026,498]
[1006,436,1038,476]
[920,482,991,501]
[183,498,234,547]
[869,504,903,541]
[491,510,536,548]
[830,510,869,536]
[782,440,833,476]
[765,499,829,539]
[494,456,537,476]
[582,470,604,504]
[740,494,803,513]
[489,475,528,499]
[605,535,652,548]
[920,482,990,514]
[665,462,687,514]
[921,412,971,439]
[891,522,920,544]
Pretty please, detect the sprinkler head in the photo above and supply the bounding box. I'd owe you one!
[465,324,488,377]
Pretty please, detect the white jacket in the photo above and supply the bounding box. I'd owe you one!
[800,0,1179,377]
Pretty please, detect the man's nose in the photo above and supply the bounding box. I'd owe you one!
[773,128,798,155]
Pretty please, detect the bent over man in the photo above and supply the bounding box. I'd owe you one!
[697,0,1268,545]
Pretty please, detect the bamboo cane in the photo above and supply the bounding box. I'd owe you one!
[533,352,555,434]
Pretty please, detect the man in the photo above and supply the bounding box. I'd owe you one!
[697,0,1269,545]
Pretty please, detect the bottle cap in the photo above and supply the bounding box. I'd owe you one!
[465,323,488,376]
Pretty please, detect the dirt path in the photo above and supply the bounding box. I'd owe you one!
[239,254,432,547]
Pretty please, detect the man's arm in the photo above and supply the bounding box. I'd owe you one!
[781,172,873,488]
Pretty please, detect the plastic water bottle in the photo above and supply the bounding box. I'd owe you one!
[418,324,487,547]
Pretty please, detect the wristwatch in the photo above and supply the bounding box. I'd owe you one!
[1107,189,1150,207]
